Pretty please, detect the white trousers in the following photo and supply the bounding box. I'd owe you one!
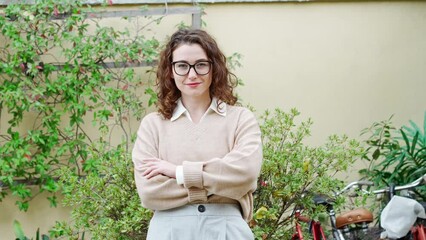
[146,204,254,240]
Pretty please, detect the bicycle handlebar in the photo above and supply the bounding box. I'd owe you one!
[335,180,374,196]
[372,173,426,195]
[336,173,425,197]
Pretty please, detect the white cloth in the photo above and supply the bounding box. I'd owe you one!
[147,204,254,240]
[171,97,226,122]
[176,165,184,185]
[380,195,426,238]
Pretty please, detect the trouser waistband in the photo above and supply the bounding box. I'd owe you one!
[153,204,242,217]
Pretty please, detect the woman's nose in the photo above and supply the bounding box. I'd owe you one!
[187,67,197,78]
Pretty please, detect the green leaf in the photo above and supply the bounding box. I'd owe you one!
[16,201,30,212]
[13,220,27,239]
[372,148,380,160]
[144,87,158,107]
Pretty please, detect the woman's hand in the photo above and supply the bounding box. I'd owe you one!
[142,159,177,179]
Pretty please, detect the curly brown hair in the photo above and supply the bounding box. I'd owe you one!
[156,29,238,119]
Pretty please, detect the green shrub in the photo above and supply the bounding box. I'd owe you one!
[360,112,426,201]
[55,144,151,239]
[0,0,158,211]
[0,0,160,238]
[252,108,364,239]
[13,220,51,240]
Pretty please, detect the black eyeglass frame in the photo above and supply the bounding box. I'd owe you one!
[171,60,213,76]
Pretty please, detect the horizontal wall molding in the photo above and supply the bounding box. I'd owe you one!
[2,0,409,6]
[0,0,312,6]
[0,6,201,69]
[0,5,202,28]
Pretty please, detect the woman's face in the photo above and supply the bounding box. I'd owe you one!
[171,43,212,101]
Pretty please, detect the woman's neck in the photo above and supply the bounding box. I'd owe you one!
[181,95,212,123]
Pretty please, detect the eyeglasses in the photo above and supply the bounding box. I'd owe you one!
[172,61,212,76]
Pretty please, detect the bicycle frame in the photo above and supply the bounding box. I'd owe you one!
[411,224,426,240]
[292,219,304,240]
[326,205,345,240]
[292,209,327,240]
[311,221,327,240]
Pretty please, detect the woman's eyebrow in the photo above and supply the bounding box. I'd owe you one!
[195,59,210,62]
[173,58,210,63]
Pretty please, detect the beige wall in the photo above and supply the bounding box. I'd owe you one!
[204,2,426,145]
[204,1,426,179]
[1,1,426,238]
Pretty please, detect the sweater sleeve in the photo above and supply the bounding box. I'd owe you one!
[182,109,263,200]
[132,114,207,210]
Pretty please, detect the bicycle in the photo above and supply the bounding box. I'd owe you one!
[292,174,426,240]
[290,190,350,240]
[335,174,426,240]
[291,181,374,240]
[291,205,327,240]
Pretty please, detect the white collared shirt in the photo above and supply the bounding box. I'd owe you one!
[173,97,227,185]
[171,97,227,123]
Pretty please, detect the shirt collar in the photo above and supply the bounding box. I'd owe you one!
[171,97,227,122]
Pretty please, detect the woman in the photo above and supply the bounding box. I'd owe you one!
[132,29,263,240]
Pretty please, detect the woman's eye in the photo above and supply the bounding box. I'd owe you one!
[176,63,188,69]
[196,62,208,67]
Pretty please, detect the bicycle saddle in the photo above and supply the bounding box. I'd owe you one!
[335,208,373,229]
[313,194,334,206]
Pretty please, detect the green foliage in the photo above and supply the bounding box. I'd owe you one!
[0,0,159,239]
[0,0,165,238]
[13,220,50,240]
[0,0,159,211]
[359,112,426,201]
[253,108,364,239]
[55,143,152,239]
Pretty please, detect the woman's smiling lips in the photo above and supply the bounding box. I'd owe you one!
[186,82,201,88]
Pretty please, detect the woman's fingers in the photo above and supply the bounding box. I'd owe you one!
[142,167,153,176]
[141,158,176,179]
[142,159,159,177]
[142,160,162,179]
[144,169,159,179]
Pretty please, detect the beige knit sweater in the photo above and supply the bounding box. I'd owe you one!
[132,104,263,222]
